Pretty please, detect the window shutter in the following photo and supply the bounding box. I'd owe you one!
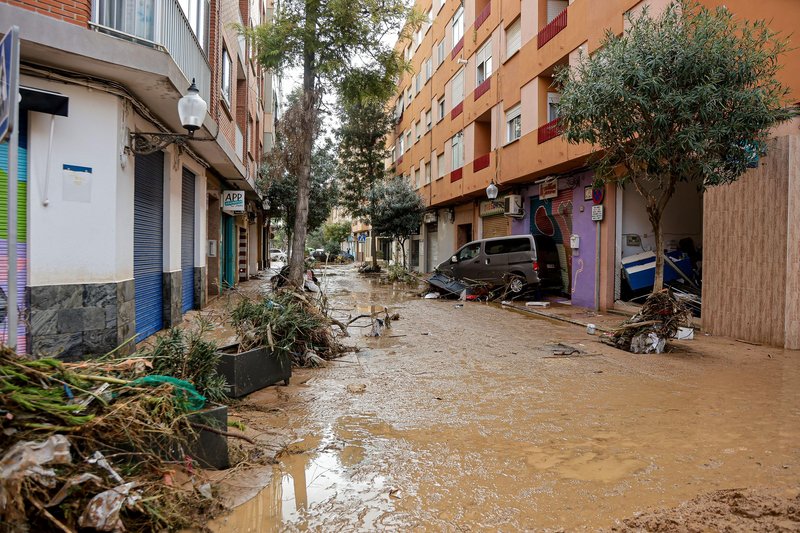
[506,19,521,58]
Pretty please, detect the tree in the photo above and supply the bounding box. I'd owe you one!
[322,221,352,254]
[259,102,338,260]
[371,177,425,269]
[556,0,797,291]
[245,0,417,286]
[337,98,395,269]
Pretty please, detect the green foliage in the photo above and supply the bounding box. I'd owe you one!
[147,325,227,403]
[322,221,352,253]
[387,264,418,284]
[336,98,394,223]
[371,176,425,268]
[557,0,797,190]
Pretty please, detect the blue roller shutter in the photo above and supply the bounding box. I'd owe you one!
[181,169,195,312]
[134,152,164,341]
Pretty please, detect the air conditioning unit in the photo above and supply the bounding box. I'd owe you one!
[503,194,524,217]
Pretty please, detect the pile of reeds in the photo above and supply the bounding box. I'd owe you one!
[230,289,345,364]
[603,289,693,353]
[0,348,221,532]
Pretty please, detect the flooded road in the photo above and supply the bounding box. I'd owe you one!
[210,265,800,531]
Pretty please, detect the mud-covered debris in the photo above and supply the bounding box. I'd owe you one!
[346,384,367,394]
[602,289,691,353]
[79,481,140,532]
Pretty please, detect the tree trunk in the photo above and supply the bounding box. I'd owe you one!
[399,238,407,269]
[265,218,271,268]
[287,0,319,286]
[648,207,665,292]
[370,232,378,269]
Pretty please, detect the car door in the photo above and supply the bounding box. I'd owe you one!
[481,239,511,283]
[452,242,482,281]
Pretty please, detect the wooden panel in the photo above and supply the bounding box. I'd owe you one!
[702,136,792,347]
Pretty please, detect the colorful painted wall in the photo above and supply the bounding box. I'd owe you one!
[570,172,598,309]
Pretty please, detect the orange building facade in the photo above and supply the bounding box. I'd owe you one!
[388,0,800,346]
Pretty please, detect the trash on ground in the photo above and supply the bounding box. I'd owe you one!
[526,301,551,308]
[347,384,367,394]
[602,289,692,353]
[586,323,597,335]
[78,481,141,532]
[424,292,441,299]
[674,327,694,340]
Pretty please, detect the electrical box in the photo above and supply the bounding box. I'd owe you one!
[208,240,217,257]
[570,234,580,249]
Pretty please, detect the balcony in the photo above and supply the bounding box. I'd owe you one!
[451,101,464,119]
[472,153,490,172]
[475,1,491,30]
[537,7,568,49]
[451,37,464,59]
[451,167,463,182]
[474,78,491,101]
[537,117,562,144]
[92,0,211,103]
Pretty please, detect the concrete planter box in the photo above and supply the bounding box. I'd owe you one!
[185,403,230,470]
[216,344,291,398]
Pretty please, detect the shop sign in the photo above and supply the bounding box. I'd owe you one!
[539,179,558,199]
[479,200,504,217]
[222,190,245,212]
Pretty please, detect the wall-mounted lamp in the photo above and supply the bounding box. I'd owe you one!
[486,180,499,200]
[129,79,215,155]
[456,57,469,65]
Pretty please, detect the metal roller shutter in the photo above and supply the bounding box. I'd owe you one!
[181,169,195,313]
[134,152,164,341]
[482,214,508,239]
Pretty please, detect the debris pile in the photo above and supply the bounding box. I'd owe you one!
[0,347,221,531]
[602,290,693,354]
[230,289,346,366]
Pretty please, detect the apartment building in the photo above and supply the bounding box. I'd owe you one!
[390,0,800,347]
[0,0,277,357]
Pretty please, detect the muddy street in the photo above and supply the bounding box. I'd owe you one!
[210,265,800,532]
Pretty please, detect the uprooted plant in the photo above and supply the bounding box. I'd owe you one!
[230,289,346,366]
[0,348,223,532]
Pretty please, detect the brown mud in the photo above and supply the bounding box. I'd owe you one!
[205,265,800,532]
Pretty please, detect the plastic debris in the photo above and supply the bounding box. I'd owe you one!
[197,483,213,500]
[87,451,124,484]
[631,332,666,354]
[424,292,441,299]
[0,435,72,523]
[47,473,103,507]
[79,481,141,532]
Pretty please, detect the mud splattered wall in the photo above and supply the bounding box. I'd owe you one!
[530,188,573,293]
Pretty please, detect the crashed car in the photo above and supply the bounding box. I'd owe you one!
[430,234,562,295]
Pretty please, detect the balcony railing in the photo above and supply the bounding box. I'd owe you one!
[537,7,568,49]
[474,78,490,101]
[475,1,491,30]
[472,153,490,172]
[537,117,562,144]
[451,36,464,59]
[451,101,464,119]
[450,167,463,182]
[93,0,211,104]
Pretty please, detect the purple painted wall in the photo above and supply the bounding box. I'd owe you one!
[570,172,597,308]
[510,185,536,235]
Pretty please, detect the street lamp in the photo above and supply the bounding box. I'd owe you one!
[486,180,498,200]
[130,79,214,155]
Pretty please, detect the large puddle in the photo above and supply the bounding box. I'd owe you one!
[210,266,800,531]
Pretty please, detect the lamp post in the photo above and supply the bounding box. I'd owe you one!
[130,79,214,155]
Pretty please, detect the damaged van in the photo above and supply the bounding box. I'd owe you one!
[435,235,562,293]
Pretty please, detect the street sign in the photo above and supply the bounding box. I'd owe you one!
[591,205,604,221]
[0,27,19,142]
[592,187,605,205]
[357,233,367,243]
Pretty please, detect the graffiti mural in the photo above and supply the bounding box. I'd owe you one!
[530,188,573,292]
[0,119,28,354]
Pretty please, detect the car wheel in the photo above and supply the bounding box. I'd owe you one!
[508,274,526,293]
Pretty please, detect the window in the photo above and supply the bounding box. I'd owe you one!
[506,105,521,143]
[425,109,432,131]
[416,72,422,95]
[179,0,208,51]
[405,87,412,106]
[506,18,521,58]
[437,97,445,121]
[476,41,492,85]
[452,6,464,48]
[485,237,531,255]
[435,0,444,13]
[451,69,465,106]
[398,136,405,156]
[437,152,445,178]
[451,132,464,169]
[404,46,411,61]
[548,92,561,122]
[436,41,445,67]
[221,47,232,104]
[458,242,481,261]
[424,58,432,82]
[414,167,421,188]
[405,130,411,150]
[425,9,433,32]
[425,162,431,184]
[415,121,421,141]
